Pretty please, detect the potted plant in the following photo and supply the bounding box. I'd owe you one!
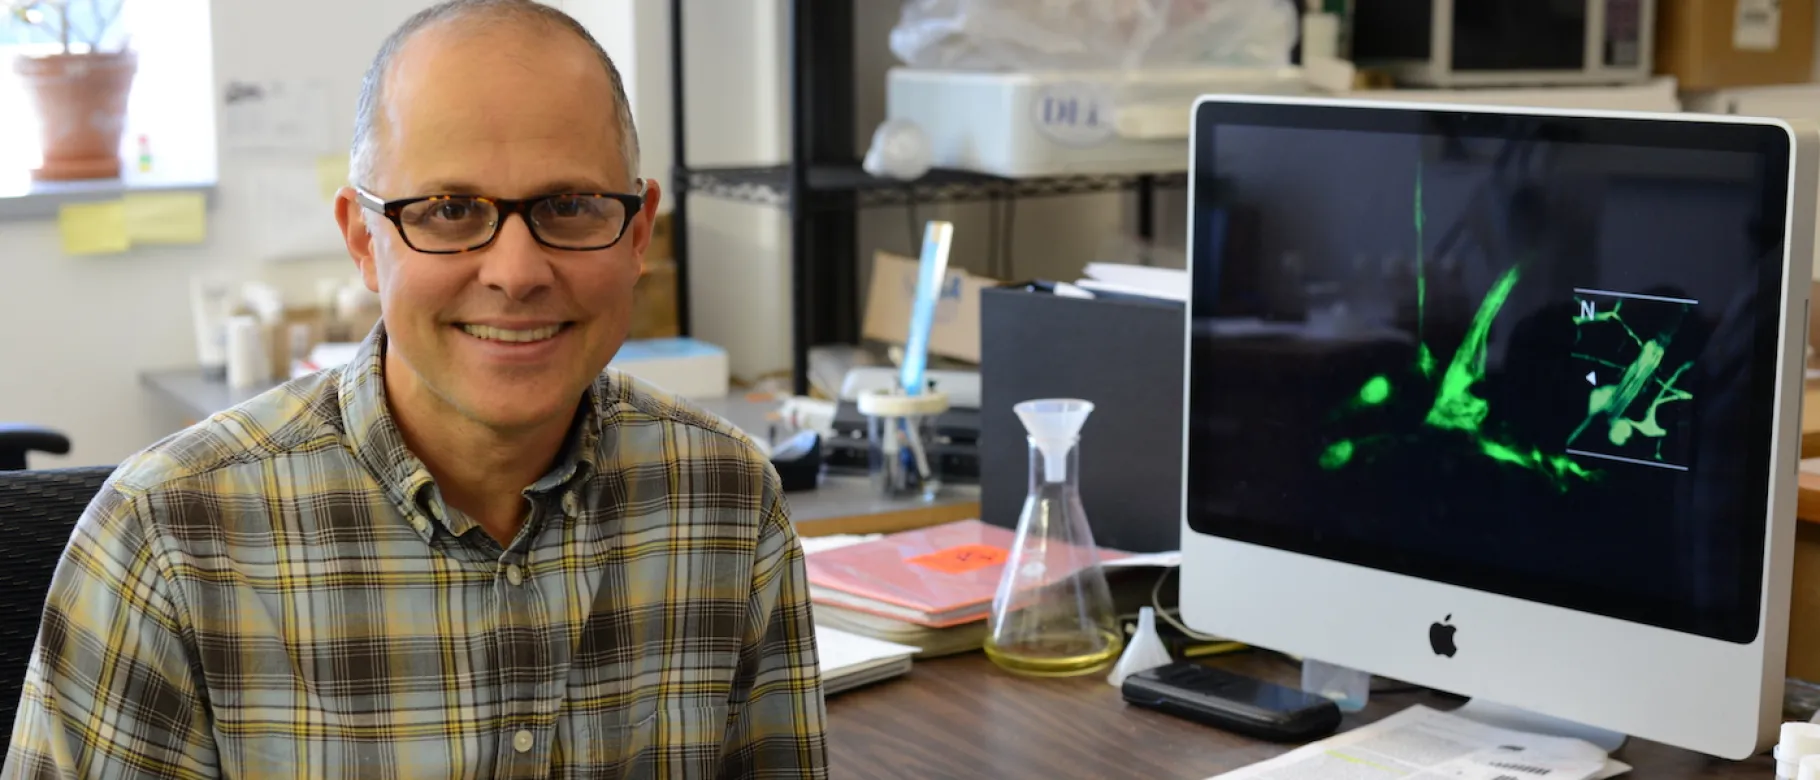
[4,0,134,181]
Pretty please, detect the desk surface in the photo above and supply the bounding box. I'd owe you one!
[827,651,1769,779]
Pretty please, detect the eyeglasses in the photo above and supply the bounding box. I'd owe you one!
[354,182,646,254]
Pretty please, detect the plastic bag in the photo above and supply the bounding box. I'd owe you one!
[889,0,1300,72]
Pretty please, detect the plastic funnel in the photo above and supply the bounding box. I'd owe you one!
[1107,606,1174,687]
[1015,399,1093,483]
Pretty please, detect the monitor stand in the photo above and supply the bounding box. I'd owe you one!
[1452,699,1628,753]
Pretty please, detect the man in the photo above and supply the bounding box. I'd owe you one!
[3,1,827,777]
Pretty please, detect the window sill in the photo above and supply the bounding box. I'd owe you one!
[0,174,218,221]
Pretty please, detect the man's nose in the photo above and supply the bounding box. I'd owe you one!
[476,213,557,301]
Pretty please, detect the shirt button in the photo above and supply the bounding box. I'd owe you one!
[505,564,524,585]
[512,729,534,753]
[411,516,430,535]
[561,492,581,518]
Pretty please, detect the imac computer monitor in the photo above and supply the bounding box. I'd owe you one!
[1178,96,1816,759]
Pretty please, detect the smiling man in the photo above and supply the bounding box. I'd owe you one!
[2,2,827,778]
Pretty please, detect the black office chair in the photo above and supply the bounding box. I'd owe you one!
[0,466,113,754]
[0,425,70,471]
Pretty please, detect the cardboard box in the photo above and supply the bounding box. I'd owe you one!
[860,251,996,364]
[1811,281,1820,370]
[631,258,680,339]
[630,212,680,339]
[648,211,673,263]
[1657,0,1816,90]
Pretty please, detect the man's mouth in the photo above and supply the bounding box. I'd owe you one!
[456,323,570,343]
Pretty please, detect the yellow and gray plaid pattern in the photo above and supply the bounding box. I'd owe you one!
[2,327,827,778]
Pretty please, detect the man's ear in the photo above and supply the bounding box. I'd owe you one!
[334,187,382,293]
[626,179,664,272]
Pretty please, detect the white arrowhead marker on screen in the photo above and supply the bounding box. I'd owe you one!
[1586,371,1597,386]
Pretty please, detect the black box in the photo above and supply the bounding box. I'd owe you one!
[979,286,1185,553]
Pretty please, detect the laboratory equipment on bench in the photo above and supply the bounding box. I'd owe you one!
[985,398,1123,676]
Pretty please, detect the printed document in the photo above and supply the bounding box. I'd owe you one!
[1205,704,1630,779]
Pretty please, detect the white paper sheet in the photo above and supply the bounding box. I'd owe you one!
[799,534,881,556]
[243,160,348,263]
[221,78,335,154]
[1080,262,1189,300]
[1205,705,1630,780]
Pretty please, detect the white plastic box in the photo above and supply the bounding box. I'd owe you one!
[608,338,729,399]
[884,66,1308,178]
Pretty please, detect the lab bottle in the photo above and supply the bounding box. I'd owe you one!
[984,399,1124,677]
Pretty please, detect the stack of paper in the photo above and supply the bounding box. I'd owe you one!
[1206,705,1630,779]
[1075,263,1189,302]
[815,625,919,696]
[804,532,982,662]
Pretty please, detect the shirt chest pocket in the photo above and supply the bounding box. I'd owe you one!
[560,694,730,777]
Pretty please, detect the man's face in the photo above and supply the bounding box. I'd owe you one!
[336,23,659,436]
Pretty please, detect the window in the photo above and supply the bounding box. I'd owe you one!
[0,0,216,200]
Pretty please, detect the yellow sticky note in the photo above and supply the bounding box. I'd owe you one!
[124,192,208,245]
[58,201,130,255]
[316,155,350,202]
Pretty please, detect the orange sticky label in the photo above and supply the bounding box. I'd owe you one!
[906,544,1008,574]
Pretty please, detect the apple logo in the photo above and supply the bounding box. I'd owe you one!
[1429,614,1458,657]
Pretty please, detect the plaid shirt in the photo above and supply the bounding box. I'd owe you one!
[4,327,827,779]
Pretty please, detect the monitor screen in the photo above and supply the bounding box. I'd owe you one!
[1185,101,1794,644]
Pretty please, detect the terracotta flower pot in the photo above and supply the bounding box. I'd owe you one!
[13,50,139,181]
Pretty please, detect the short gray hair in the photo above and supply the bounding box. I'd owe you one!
[349,0,640,189]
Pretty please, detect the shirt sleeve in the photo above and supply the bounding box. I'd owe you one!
[716,468,829,779]
[2,485,218,779]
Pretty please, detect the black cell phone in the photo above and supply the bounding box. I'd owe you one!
[1120,661,1343,742]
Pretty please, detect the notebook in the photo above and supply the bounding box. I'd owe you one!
[815,624,919,696]
[805,519,1129,627]
[812,601,989,659]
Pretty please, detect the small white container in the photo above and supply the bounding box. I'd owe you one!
[857,388,950,501]
[188,276,235,379]
[225,315,270,390]
[1778,722,1820,778]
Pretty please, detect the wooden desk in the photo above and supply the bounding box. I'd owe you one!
[827,651,1768,779]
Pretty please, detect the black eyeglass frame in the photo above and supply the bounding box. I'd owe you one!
[353,181,647,254]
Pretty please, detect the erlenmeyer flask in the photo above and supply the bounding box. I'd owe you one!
[984,398,1124,677]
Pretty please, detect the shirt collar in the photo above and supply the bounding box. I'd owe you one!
[337,322,606,535]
